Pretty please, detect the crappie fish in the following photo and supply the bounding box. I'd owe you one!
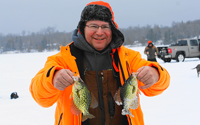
[70,75,98,122]
[114,73,139,117]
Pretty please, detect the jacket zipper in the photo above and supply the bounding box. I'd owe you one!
[97,71,105,125]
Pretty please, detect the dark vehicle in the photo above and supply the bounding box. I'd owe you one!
[157,45,172,62]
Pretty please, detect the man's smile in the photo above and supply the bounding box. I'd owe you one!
[93,38,105,41]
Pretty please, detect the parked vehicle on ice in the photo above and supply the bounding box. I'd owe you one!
[157,38,200,62]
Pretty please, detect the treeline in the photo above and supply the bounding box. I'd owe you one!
[121,19,200,45]
[0,19,200,53]
[0,27,72,53]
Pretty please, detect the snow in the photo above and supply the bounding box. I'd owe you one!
[0,47,200,125]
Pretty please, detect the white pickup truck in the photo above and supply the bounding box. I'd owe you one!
[157,38,200,62]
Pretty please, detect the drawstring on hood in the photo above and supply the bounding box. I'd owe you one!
[110,49,119,72]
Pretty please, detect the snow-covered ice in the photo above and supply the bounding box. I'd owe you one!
[0,47,200,125]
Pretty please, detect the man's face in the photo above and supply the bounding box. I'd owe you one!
[84,20,112,51]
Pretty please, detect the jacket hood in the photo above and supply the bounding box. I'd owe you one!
[72,29,94,53]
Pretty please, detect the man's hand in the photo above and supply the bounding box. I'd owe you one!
[137,66,159,89]
[53,69,74,90]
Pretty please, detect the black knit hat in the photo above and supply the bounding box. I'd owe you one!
[77,2,124,48]
[78,4,114,36]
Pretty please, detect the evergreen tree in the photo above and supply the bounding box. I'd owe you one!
[147,29,155,42]
[164,29,171,45]
[38,44,44,52]
[140,36,146,46]
[41,36,47,50]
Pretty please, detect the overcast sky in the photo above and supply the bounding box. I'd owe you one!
[0,0,200,35]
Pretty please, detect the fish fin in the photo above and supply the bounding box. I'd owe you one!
[132,86,136,94]
[75,75,84,83]
[82,113,95,122]
[114,88,123,106]
[129,96,139,110]
[90,93,98,109]
[72,75,79,81]
[121,109,134,117]
[137,89,141,95]
[70,100,82,115]
[69,93,73,99]
[132,72,138,77]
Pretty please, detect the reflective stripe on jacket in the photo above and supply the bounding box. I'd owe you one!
[29,42,170,125]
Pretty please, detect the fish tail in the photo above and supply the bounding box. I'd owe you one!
[128,110,134,117]
[121,109,134,118]
[82,113,95,122]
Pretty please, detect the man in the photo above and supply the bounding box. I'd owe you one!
[144,40,159,62]
[29,1,170,125]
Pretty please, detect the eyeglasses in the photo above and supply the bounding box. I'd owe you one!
[86,25,111,31]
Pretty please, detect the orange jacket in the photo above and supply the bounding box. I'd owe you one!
[30,43,170,125]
